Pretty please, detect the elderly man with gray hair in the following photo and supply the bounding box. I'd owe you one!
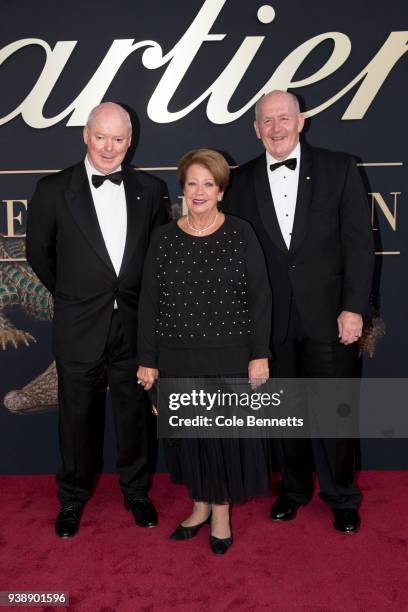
[26,102,169,537]
[224,90,374,534]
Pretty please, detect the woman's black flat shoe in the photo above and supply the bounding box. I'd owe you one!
[209,535,233,555]
[170,514,211,540]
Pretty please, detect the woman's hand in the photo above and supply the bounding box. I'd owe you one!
[137,366,159,391]
[248,358,269,390]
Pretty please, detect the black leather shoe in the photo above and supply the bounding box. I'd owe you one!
[55,504,83,538]
[271,498,301,521]
[170,514,211,540]
[124,496,158,528]
[333,509,360,534]
[209,535,233,555]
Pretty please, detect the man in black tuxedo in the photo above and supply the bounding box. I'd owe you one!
[26,102,169,537]
[223,91,374,533]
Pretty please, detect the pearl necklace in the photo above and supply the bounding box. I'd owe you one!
[187,211,219,235]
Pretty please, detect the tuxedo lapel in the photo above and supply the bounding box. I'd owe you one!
[64,162,115,273]
[289,145,313,255]
[253,154,288,253]
[118,166,146,278]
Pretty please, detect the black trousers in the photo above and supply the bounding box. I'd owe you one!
[272,308,361,510]
[56,311,149,505]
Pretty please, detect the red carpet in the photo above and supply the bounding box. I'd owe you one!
[0,472,407,611]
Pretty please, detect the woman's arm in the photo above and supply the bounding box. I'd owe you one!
[244,223,272,387]
[137,229,162,373]
[245,224,272,358]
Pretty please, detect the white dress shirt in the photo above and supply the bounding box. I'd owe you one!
[266,142,301,249]
[85,156,127,307]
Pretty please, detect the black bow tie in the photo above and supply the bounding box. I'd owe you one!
[270,158,297,172]
[91,171,123,188]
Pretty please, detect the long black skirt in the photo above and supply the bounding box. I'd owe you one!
[162,370,272,504]
[165,437,271,504]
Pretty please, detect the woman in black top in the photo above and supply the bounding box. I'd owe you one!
[137,149,272,554]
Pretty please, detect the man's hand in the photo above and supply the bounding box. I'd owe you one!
[248,358,269,390]
[136,366,158,391]
[337,311,363,345]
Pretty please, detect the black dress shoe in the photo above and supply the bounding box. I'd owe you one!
[55,504,83,538]
[124,496,158,528]
[271,498,301,521]
[209,535,233,555]
[333,509,360,534]
[170,514,211,541]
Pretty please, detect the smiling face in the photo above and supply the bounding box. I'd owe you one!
[254,91,304,160]
[183,163,223,217]
[83,105,131,174]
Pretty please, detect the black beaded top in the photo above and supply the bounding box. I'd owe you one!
[138,214,271,375]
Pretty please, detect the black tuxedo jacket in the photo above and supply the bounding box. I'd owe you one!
[223,145,374,345]
[26,162,169,362]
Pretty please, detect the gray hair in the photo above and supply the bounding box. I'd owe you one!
[86,102,132,134]
[255,90,300,120]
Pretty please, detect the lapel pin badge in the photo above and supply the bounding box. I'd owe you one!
[306,176,311,180]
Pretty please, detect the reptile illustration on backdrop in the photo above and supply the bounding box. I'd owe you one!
[1,236,57,413]
[1,235,385,414]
